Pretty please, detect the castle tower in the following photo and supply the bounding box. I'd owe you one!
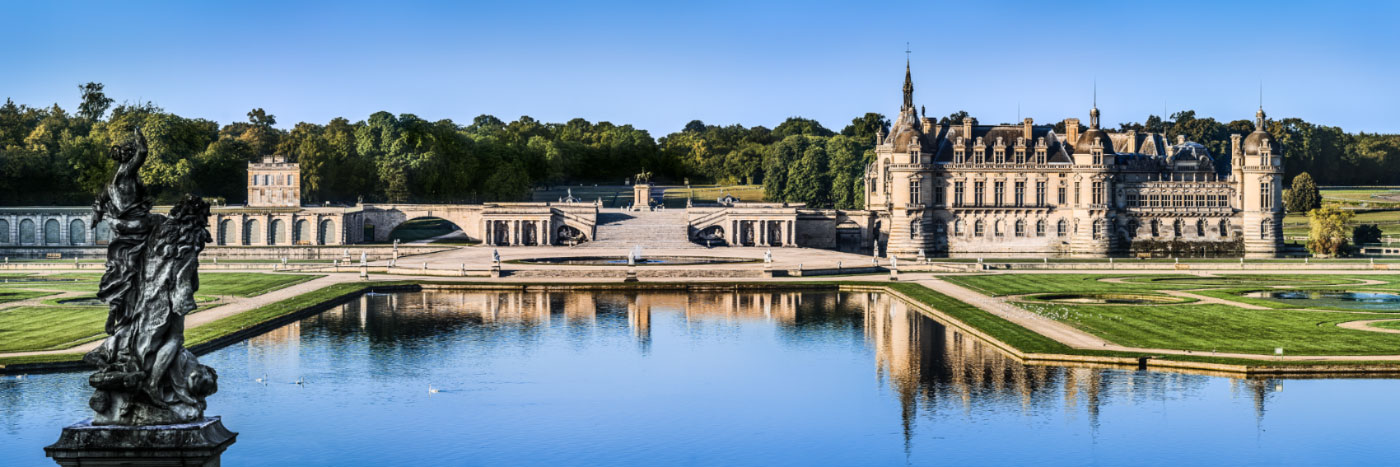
[1240,107,1284,257]
[247,155,300,208]
[870,57,930,258]
[1067,104,1115,257]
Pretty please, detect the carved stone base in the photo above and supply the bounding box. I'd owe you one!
[45,416,236,467]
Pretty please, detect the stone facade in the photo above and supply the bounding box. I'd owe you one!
[688,203,874,252]
[247,155,300,208]
[867,61,1284,258]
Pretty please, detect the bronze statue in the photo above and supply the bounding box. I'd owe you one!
[85,128,218,426]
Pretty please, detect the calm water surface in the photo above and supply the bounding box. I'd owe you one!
[2,290,1396,466]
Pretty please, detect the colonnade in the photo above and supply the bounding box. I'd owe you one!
[0,211,104,246]
[484,219,552,246]
[729,219,795,247]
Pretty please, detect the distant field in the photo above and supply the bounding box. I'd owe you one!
[1282,209,1400,240]
[1320,187,1400,208]
[533,184,765,208]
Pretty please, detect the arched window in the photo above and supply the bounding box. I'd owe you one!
[1196,219,1207,236]
[44,219,61,244]
[271,219,287,245]
[1151,219,1160,237]
[244,219,261,245]
[19,219,36,245]
[0,219,9,244]
[1056,219,1067,237]
[1127,220,1139,239]
[974,220,985,237]
[1015,219,1026,237]
[95,221,112,245]
[295,219,311,245]
[1092,220,1103,240]
[1173,219,1183,237]
[319,219,336,245]
[1219,219,1230,237]
[1036,219,1046,237]
[218,219,232,245]
[69,219,86,245]
[1260,219,1271,239]
[994,220,1004,237]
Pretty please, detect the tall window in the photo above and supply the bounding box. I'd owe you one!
[954,182,964,207]
[1261,183,1272,209]
[1197,219,1207,236]
[1092,220,1103,239]
[1036,219,1046,237]
[954,219,964,236]
[1173,219,1183,236]
[1015,219,1025,237]
[1056,219,1067,237]
[994,220,1004,236]
[974,220,985,237]
[994,148,1005,164]
[1014,181,1025,207]
[1074,182,1081,206]
[1057,184,1066,205]
[1261,219,1271,239]
[974,182,985,207]
[1092,181,1104,205]
[994,182,1005,206]
[1219,219,1230,237]
[909,179,922,205]
[1035,181,1046,206]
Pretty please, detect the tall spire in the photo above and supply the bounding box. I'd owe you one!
[1256,81,1266,129]
[902,43,914,110]
[1089,80,1100,129]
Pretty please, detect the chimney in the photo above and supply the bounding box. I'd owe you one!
[1065,118,1080,143]
[1125,130,1136,153]
[961,119,972,141]
[1022,118,1033,141]
[1230,134,1241,159]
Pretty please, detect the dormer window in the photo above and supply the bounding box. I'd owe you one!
[954,137,966,163]
[1091,144,1104,165]
[973,138,986,164]
[1035,138,1047,164]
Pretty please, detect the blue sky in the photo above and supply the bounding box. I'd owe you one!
[3,0,1397,135]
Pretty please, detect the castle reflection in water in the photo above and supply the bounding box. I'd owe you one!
[245,289,1286,427]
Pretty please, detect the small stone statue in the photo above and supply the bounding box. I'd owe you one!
[360,252,367,266]
[86,128,219,426]
[492,249,500,265]
[890,255,898,269]
[764,249,772,263]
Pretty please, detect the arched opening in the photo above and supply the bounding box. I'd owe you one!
[1219,219,1230,237]
[974,220,985,237]
[318,219,336,245]
[953,219,964,236]
[1014,219,1025,237]
[558,225,589,246]
[692,225,723,247]
[1172,219,1183,237]
[95,221,112,245]
[44,219,61,244]
[270,219,287,245]
[1036,219,1046,237]
[1150,219,1160,237]
[0,219,9,244]
[69,219,86,245]
[217,219,233,246]
[244,219,261,245]
[1196,219,1207,237]
[295,219,311,245]
[389,217,467,244]
[1056,219,1067,237]
[19,219,35,245]
[1260,219,1271,239]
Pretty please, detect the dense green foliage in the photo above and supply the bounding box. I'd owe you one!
[5,83,1399,208]
[1353,224,1383,245]
[1307,205,1354,256]
[1284,172,1322,213]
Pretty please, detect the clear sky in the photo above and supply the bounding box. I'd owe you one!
[3,0,1397,135]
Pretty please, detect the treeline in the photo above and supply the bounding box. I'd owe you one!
[3,83,1399,208]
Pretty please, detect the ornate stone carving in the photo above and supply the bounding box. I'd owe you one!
[84,128,219,426]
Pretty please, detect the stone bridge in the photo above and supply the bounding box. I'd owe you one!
[359,202,598,245]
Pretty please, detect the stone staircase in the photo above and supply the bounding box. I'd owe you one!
[584,210,698,249]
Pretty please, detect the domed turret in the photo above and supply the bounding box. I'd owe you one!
[1242,107,1279,155]
[1073,106,1114,154]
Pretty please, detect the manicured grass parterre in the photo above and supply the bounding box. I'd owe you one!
[0,306,108,352]
[945,273,1400,356]
[387,218,464,243]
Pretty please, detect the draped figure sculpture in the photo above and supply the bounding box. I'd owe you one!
[84,128,219,426]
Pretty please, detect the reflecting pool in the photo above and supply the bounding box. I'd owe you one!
[1245,290,1400,310]
[2,290,1397,465]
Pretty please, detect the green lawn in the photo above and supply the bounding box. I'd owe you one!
[947,273,1400,356]
[1370,320,1400,331]
[1282,209,1400,239]
[1320,187,1400,208]
[0,289,57,304]
[0,306,108,352]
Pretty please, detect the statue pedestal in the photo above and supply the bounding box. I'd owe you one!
[45,417,236,467]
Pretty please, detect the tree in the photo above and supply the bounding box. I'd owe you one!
[1353,224,1383,245]
[1285,172,1321,213]
[938,110,974,126]
[77,82,114,122]
[772,117,833,139]
[1306,205,1354,257]
[840,113,889,145]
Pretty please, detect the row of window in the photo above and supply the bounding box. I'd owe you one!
[944,180,1104,208]
[948,218,1068,238]
[925,218,1272,241]
[1125,193,1230,208]
[251,174,294,186]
